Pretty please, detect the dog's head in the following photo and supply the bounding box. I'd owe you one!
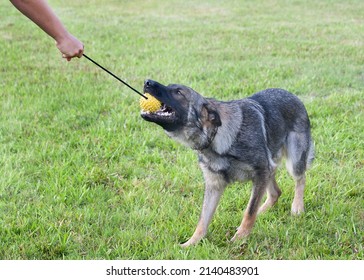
[141,79,221,150]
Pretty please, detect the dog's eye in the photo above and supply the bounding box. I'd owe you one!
[177,90,183,95]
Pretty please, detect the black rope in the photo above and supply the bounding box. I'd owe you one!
[83,54,147,99]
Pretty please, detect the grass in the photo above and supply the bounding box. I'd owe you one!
[0,0,363,259]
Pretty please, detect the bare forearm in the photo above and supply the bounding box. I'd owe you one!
[10,0,69,41]
[10,0,84,60]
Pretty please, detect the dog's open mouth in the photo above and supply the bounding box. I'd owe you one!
[140,100,177,124]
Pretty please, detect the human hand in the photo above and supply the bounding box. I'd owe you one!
[56,33,84,61]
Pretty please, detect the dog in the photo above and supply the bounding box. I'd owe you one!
[141,79,314,247]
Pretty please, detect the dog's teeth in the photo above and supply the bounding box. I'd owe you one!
[159,112,172,116]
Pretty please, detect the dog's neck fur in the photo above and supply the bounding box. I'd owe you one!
[205,102,242,155]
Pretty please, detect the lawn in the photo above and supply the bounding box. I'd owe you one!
[0,0,363,259]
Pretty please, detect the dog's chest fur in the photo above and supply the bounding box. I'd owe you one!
[198,149,254,183]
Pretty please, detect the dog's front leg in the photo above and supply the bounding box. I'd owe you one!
[181,172,227,247]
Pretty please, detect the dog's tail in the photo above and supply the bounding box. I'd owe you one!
[285,131,315,178]
[306,139,315,169]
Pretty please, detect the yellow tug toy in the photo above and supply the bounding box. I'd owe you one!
[139,93,162,113]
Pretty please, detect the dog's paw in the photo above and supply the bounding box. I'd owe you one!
[180,241,192,248]
[180,237,200,248]
[230,228,251,242]
[291,200,304,215]
[291,207,304,215]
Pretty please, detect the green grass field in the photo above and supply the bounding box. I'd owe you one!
[0,0,363,260]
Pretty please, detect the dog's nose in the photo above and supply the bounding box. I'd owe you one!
[145,79,160,89]
[144,79,153,87]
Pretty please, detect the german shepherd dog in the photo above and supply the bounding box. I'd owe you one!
[141,79,314,247]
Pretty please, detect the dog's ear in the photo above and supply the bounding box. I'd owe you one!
[202,103,221,127]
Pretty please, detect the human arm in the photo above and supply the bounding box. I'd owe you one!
[10,0,84,60]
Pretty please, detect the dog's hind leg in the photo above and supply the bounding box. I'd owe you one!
[291,175,306,215]
[286,131,314,215]
[181,171,227,247]
[258,176,282,214]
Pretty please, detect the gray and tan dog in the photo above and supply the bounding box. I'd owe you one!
[141,79,314,247]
